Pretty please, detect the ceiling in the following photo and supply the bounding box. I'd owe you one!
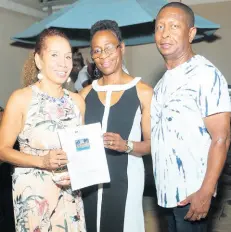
[11,0,41,10]
[2,0,231,18]
[10,0,231,9]
[10,0,77,10]
[182,0,231,4]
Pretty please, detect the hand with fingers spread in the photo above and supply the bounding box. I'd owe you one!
[103,132,127,152]
[42,149,68,171]
[178,188,213,221]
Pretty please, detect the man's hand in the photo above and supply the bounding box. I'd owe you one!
[178,189,213,221]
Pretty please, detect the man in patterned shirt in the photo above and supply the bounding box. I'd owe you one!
[151,2,230,232]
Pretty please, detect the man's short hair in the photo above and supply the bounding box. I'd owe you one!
[158,2,195,28]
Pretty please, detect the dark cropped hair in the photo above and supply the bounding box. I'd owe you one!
[90,20,122,43]
[158,2,195,28]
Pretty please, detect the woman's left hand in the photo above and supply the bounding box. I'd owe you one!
[57,175,71,187]
[103,132,127,152]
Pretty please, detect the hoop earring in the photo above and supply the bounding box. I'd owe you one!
[94,66,101,79]
[37,72,43,80]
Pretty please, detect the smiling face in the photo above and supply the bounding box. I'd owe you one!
[155,7,196,60]
[91,30,124,76]
[35,36,73,85]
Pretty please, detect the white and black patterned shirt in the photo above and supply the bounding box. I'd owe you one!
[151,55,230,208]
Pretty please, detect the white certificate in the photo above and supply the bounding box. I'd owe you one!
[58,122,110,190]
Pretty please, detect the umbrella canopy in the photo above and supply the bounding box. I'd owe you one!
[12,0,220,47]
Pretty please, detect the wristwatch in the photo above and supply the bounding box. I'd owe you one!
[125,140,134,153]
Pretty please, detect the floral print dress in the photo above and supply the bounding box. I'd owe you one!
[13,85,86,232]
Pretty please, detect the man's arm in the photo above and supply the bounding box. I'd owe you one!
[179,112,230,221]
[201,112,230,193]
[179,66,231,221]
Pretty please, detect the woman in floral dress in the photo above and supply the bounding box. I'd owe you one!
[0,29,86,232]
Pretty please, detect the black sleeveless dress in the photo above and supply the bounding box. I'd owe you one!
[82,78,145,232]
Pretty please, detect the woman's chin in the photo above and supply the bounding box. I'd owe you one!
[54,78,68,85]
[101,69,117,76]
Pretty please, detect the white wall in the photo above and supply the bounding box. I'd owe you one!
[1,1,230,107]
[0,7,38,107]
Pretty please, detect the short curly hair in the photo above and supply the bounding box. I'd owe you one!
[90,20,122,43]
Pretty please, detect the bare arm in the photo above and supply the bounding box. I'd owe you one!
[0,88,67,170]
[69,92,86,124]
[179,112,230,221]
[178,67,230,221]
[79,84,92,100]
[104,81,153,156]
[201,112,230,194]
[132,81,153,155]
[0,89,43,167]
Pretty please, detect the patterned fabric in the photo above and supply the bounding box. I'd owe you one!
[151,55,231,208]
[13,85,86,232]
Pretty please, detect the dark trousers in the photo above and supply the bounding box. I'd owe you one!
[164,204,208,232]
[0,163,15,232]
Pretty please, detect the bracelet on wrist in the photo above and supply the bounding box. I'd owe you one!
[125,140,134,153]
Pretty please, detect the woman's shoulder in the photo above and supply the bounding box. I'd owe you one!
[78,84,93,100]
[68,91,85,104]
[8,86,32,105]
[136,79,153,93]
[135,79,153,106]
[4,86,33,117]
[68,91,86,114]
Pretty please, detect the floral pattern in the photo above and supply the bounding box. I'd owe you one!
[151,55,231,208]
[13,85,86,232]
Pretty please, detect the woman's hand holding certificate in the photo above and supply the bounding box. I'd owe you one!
[58,122,110,190]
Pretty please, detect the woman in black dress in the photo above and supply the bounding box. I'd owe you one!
[80,20,153,232]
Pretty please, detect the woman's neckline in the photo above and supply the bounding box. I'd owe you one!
[92,77,141,92]
[32,84,67,100]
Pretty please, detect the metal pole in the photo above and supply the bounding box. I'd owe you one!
[42,0,53,15]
